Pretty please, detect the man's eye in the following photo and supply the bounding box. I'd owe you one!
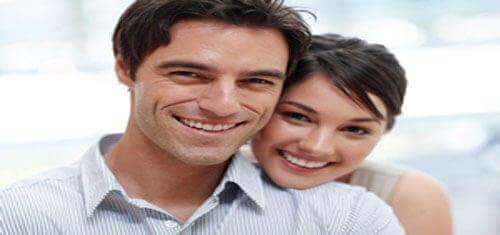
[170,71,199,77]
[280,111,310,122]
[244,78,273,85]
[342,126,369,135]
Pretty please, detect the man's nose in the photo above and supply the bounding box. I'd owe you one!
[298,128,335,157]
[198,80,241,117]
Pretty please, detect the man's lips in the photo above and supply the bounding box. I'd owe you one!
[278,149,333,169]
[173,115,244,132]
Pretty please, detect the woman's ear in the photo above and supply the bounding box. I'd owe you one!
[115,55,134,89]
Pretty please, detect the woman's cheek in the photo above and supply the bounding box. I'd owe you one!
[343,141,376,163]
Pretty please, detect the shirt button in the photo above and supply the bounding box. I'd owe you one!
[165,219,178,228]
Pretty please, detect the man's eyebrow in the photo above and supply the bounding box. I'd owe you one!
[279,101,317,114]
[156,60,213,71]
[244,70,286,80]
[350,118,382,125]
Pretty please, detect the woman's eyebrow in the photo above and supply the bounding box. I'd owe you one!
[279,101,316,114]
[350,118,382,125]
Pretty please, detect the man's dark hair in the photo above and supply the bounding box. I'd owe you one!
[112,0,312,80]
[286,34,407,131]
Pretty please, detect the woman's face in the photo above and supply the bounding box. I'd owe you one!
[251,73,388,189]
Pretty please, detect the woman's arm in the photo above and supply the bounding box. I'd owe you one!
[390,170,453,235]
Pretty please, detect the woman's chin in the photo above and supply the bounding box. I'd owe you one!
[271,174,324,190]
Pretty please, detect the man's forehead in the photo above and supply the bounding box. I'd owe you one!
[146,19,290,75]
[169,19,286,42]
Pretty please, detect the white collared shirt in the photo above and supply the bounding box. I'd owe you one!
[0,134,404,234]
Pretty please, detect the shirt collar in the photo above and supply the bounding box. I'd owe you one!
[215,151,266,210]
[80,134,267,217]
[81,134,125,217]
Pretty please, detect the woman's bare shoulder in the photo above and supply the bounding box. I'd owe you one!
[390,170,453,235]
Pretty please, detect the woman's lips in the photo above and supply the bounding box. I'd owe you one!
[277,149,332,170]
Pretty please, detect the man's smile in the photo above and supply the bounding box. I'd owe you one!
[173,115,244,132]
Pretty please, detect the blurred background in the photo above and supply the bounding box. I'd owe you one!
[0,0,498,234]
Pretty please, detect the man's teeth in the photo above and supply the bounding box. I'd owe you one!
[282,152,329,168]
[181,118,236,131]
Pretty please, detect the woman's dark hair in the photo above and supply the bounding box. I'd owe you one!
[112,0,313,80]
[286,34,407,131]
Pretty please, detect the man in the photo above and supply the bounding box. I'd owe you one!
[0,0,404,234]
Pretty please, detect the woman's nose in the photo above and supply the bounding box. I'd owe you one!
[297,128,335,157]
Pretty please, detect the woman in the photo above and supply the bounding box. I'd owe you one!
[248,34,453,235]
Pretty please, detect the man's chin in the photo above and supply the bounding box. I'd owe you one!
[174,152,235,166]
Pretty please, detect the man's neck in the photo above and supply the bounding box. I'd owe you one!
[103,131,229,222]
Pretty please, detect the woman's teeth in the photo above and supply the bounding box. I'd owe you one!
[282,151,329,168]
[181,118,236,132]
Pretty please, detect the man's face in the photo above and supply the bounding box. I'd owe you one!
[121,20,289,165]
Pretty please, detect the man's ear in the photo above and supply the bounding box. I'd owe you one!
[115,55,135,89]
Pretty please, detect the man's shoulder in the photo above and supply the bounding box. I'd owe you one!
[0,162,86,232]
[1,161,81,193]
[287,180,369,202]
[270,181,404,234]
[0,161,83,210]
[264,180,381,218]
[310,181,404,234]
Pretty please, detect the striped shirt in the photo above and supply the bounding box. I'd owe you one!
[0,134,404,234]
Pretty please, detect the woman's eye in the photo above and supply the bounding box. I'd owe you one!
[281,112,310,122]
[343,126,369,135]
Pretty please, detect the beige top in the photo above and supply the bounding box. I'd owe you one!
[348,160,407,203]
